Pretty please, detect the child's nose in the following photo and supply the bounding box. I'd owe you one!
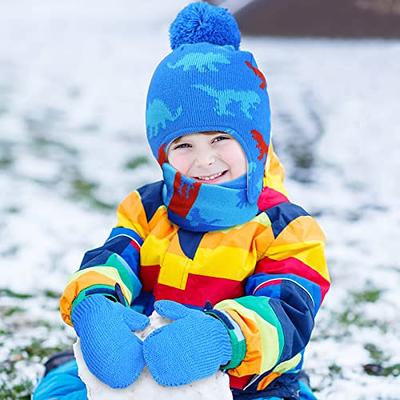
[195,152,216,167]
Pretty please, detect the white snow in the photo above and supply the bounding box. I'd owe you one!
[0,0,399,398]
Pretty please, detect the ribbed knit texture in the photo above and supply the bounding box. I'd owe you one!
[71,295,149,389]
[143,300,232,386]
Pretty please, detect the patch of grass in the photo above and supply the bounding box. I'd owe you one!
[0,244,20,257]
[362,343,400,378]
[43,289,61,299]
[0,154,13,169]
[337,309,376,328]
[383,363,400,377]
[125,156,149,170]
[70,177,114,211]
[328,362,343,377]
[0,361,34,399]
[293,150,314,170]
[0,332,76,398]
[31,319,61,330]
[91,199,115,211]
[2,306,25,317]
[334,290,389,333]
[31,135,77,156]
[351,286,382,304]
[0,380,33,400]
[364,343,389,364]
[5,206,20,214]
[10,338,73,363]
[71,178,97,196]
[0,140,14,170]
[363,363,400,378]
[0,289,32,299]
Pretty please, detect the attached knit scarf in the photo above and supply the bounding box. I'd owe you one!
[162,163,259,232]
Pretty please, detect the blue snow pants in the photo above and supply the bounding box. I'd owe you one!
[32,358,316,400]
[33,360,87,400]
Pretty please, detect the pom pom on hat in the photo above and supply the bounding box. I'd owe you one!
[169,2,241,50]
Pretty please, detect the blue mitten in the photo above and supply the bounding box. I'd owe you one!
[143,300,232,386]
[71,295,149,388]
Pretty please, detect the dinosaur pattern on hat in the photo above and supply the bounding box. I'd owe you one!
[192,84,260,119]
[245,61,267,90]
[146,99,183,138]
[167,52,231,72]
[251,129,269,160]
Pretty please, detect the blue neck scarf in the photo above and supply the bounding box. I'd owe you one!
[162,163,259,232]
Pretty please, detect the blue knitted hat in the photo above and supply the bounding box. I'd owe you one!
[146,2,271,205]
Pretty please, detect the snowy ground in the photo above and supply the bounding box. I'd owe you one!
[0,1,399,399]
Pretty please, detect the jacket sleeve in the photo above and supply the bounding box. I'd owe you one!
[60,191,149,326]
[214,202,330,378]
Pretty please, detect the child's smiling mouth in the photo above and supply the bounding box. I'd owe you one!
[192,170,228,183]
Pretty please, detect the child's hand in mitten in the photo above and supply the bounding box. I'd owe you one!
[143,300,232,386]
[71,295,149,388]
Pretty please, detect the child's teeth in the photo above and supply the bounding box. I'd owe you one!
[198,171,223,180]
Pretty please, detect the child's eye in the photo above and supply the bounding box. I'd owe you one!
[212,135,230,143]
[173,143,191,150]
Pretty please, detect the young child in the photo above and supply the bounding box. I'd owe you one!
[33,3,330,399]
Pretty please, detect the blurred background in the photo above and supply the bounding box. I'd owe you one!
[0,0,399,398]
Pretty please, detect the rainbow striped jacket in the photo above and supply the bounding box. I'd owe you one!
[60,148,330,398]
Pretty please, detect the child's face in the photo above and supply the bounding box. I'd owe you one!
[167,131,247,184]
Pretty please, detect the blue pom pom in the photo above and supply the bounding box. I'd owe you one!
[169,2,241,50]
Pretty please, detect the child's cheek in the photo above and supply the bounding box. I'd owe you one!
[168,152,191,175]
[223,143,245,164]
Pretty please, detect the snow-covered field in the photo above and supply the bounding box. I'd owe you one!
[0,0,399,398]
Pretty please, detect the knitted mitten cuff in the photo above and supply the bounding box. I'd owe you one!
[71,295,103,328]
